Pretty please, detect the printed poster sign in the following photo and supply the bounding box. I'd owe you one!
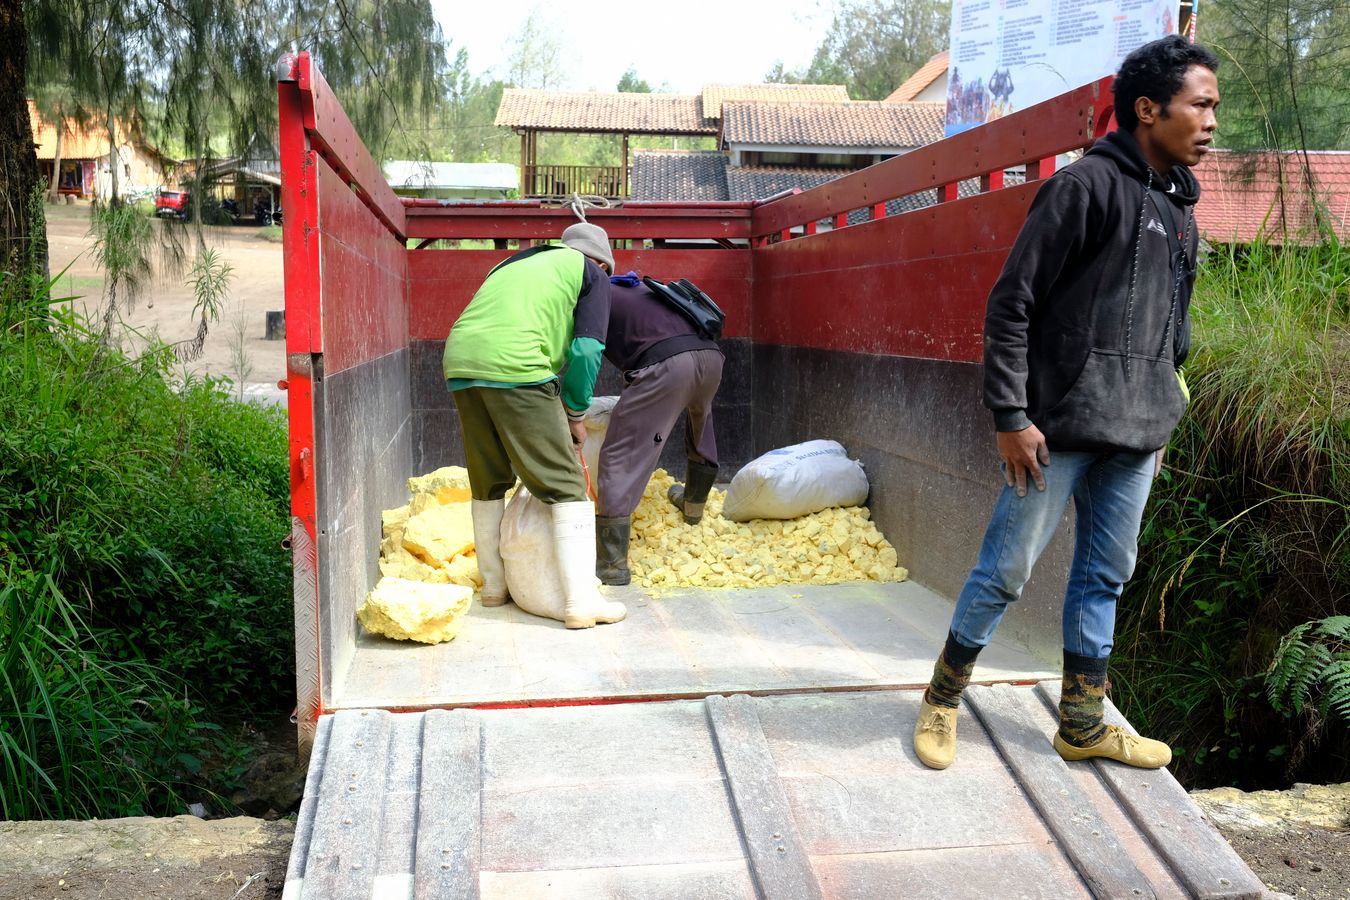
[946,0,1179,136]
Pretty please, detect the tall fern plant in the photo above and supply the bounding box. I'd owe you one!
[1267,616,1350,724]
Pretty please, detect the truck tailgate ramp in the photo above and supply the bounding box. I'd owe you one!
[283,687,1265,899]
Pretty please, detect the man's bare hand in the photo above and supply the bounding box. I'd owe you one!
[569,418,587,448]
[997,426,1050,496]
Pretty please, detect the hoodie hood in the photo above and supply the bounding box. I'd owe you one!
[1087,129,1200,206]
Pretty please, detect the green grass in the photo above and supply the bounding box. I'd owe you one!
[1114,235,1350,789]
[258,225,283,243]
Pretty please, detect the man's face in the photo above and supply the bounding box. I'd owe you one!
[1138,64,1220,171]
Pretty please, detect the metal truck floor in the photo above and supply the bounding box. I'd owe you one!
[333,580,1059,710]
[285,684,1266,899]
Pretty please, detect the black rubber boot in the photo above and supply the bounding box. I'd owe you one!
[666,460,718,525]
[595,515,632,586]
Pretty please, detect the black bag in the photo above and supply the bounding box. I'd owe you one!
[642,276,727,341]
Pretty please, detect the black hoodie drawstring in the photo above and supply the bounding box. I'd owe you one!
[1122,167,1188,380]
[1121,169,1153,380]
[1157,208,1192,359]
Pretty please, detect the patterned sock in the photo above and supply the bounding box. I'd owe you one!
[923,632,982,709]
[1058,651,1110,747]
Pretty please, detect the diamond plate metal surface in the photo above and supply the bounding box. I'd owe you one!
[292,517,322,756]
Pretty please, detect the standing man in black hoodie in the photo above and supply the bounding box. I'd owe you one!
[914,35,1220,770]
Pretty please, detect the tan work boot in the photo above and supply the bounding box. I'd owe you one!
[1053,726,1172,769]
[913,697,959,769]
[470,498,509,607]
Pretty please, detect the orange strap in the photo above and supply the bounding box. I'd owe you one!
[577,449,598,503]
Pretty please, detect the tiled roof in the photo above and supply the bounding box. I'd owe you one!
[28,100,126,160]
[631,149,1030,223]
[701,84,850,123]
[884,52,949,102]
[721,101,944,148]
[630,150,729,201]
[725,166,839,202]
[494,90,713,135]
[1193,149,1350,243]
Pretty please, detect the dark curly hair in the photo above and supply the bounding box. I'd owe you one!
[1113,35,1219,132]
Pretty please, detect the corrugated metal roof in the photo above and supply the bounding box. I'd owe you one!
[1193,149,1350,243]
[494,89,714,134]
[384,161,518,191]
[722,101,945,148]
[885,51,950,102]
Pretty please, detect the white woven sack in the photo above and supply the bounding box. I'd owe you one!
[721,439,869,522]
[580,395,619,484]
[498,485,566,622]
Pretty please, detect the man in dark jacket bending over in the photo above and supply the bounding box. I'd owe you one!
[914,35,1220,770]
[594,276,723,585]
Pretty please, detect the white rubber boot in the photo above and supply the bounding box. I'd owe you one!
[471,498,508,607]
[551,500,626,629]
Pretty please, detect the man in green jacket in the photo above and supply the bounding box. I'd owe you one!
[443,222,626,629]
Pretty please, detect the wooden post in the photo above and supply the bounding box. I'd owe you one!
[621,133,629,198]
[518,130,527,197]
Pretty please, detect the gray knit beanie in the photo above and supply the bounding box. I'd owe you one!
[560,222,615,272]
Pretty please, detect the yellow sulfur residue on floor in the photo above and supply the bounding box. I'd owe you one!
[357,577,474,644]
[629,469,908,589]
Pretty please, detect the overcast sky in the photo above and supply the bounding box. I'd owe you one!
[430,1,834,93]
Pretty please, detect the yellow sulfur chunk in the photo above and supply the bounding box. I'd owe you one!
[383,504,410,534]
[407,465,471,496]
[443,554,484,590]
[380,547,452,584]
[436,486,473,504]
[356,577,473,644]
[402,502,474,568]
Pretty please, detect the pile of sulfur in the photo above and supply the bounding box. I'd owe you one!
[367,466,909,611]
[630,469,908,589]
[356,467,481,644]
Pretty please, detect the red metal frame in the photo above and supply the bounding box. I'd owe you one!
[751,77,1115,240]
[748,77,1115,362]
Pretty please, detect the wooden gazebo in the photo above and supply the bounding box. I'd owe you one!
[494,83,849,200]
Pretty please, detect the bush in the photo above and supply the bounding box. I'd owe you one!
[1,253,292,817]
[1115,236,1350,789]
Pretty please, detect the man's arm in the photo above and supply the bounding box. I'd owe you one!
[560,260,612,427]
[984,173,1092,491]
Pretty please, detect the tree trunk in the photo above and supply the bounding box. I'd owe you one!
[1,0,40,274]
[47,112,64,204]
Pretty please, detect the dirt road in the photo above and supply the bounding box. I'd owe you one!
[44,201,288,388]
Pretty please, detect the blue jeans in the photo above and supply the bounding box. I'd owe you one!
[949,450,1156,658]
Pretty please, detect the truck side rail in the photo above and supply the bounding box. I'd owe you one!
[751,77,1115,242]
[278,52,415,750]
